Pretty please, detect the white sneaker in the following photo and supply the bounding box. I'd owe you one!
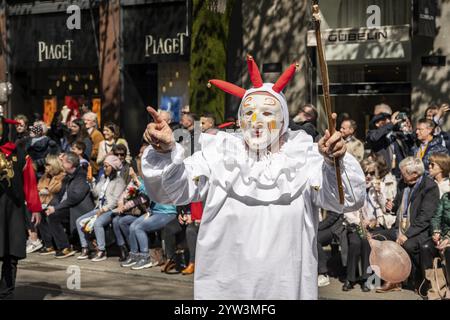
[318,274,330,287]
[26,239,43,254]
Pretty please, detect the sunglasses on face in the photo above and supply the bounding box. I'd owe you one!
[115,153,126,157]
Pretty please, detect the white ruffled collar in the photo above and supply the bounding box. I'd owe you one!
[198,130,315,204]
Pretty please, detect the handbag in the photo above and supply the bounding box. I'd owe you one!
[419,257,449,300]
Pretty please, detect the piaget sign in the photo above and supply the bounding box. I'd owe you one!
[38,40,74,62]
[145,33,188,56]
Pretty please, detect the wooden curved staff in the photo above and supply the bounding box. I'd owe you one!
[312,4,345,204]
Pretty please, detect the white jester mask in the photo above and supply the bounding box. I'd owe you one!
[240,92,284,151]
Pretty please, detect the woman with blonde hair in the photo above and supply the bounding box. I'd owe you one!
[34,154,66,255]
[428,153,450,197]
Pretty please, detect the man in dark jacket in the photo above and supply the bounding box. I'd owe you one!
[45,152,94,258]
[0,116,42,299]
[372,156,440,293]
[289,104,320,142]
[412,118,448,174]
[366,112,415,179]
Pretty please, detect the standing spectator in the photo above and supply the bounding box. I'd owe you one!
[340,119,364,162]
[83,112,104,177]
[428,153,450,197]
[13,114,30,146]
[289,104,319,141]
[61,118,92,160]
[200,113,218,135]
[373,103,392,116]
[76,155,126,262]
[420,192,450,295]
[97,122,131,168]
[35,154,66,255]
[366,109,413,179]
[425,103,450,152]
[45,152,95,259]
[413,118,448,173]
[373,157,440,292]
[179,113,199,156]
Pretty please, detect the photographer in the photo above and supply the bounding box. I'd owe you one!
[366,108,414,179]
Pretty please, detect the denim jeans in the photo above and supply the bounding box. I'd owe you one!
[129,213,176,254]
[112,215,139,247]
[76,209,115,251]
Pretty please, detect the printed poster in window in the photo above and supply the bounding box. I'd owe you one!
[43,97,57,127]
[92,98,101,127]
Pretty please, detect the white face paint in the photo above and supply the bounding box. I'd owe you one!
[240,92,283,152]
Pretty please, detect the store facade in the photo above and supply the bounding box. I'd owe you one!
[120,0,190,154]
[7,0,101,126]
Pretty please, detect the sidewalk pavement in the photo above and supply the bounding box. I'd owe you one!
[20,253,420,300]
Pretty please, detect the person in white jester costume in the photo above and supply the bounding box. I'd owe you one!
[141,55,365,300]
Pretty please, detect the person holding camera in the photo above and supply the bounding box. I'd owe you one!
[366,106,415,179]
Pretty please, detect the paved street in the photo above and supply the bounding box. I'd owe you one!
[13,253,420,300]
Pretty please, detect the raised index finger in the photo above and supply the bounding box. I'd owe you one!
[147,106,162,123]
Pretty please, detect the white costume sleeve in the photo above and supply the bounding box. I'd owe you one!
[141,143,210,205]
[309,152,365,214]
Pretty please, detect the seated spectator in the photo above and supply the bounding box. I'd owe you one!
[316,210,341,288]
[26,121,59,178]
[420,192,450,295]
[76,155,126,262]
[97,122,131,168]
[161,202,202,275]
[181,201,202,275]
[45,152,95,258]
[71,140,93,183]
[342,158,391,293]
[413,118,448,173]
[61,118,93,160]
[428,153,450,197]
[112,169,150,262]
[370,157,440,293]
[33,154,66,255]
[112,144,132,184]
[121,202,177,270]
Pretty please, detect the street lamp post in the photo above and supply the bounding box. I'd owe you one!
[0,81,13,117]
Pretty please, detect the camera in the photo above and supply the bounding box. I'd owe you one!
[396,112,408,122]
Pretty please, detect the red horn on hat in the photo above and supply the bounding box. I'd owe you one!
[208,80,246,99]
[272,62,300,93]
[247,54,263,88]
